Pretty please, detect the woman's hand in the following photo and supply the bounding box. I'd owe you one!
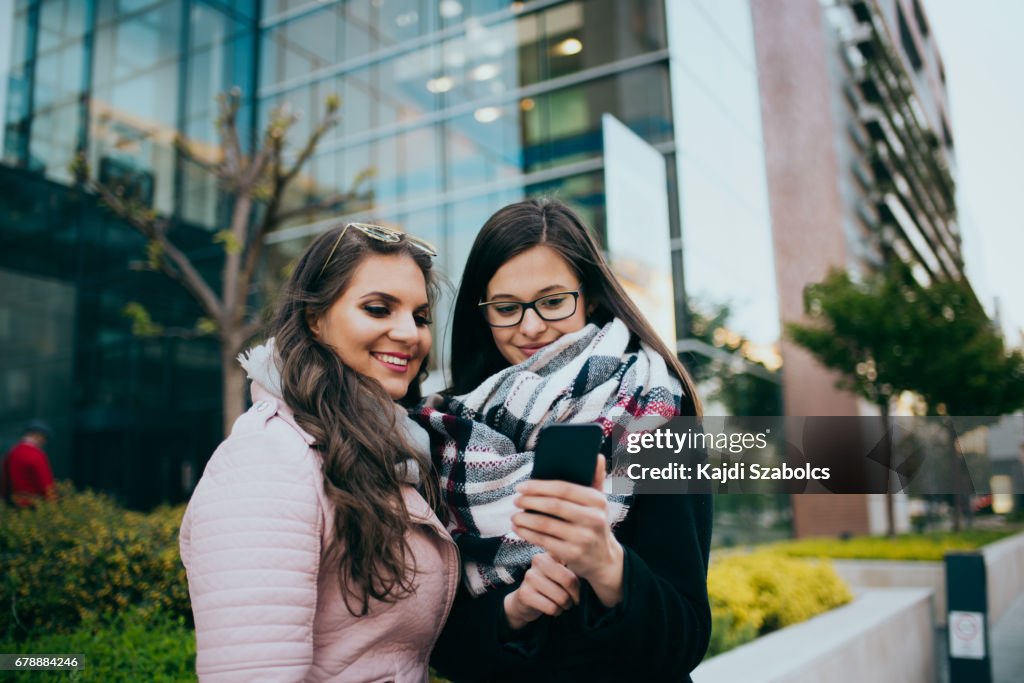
[511,455,625,607]
[503,552,580,631]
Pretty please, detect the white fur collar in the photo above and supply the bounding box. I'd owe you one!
[238,338,283,399]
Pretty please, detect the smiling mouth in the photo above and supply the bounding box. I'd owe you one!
[372,352,411,370]
[518,343,550,356]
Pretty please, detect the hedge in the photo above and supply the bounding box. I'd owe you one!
[770,527,1023,562]
[706,551,853,657]
[0,485,190,641]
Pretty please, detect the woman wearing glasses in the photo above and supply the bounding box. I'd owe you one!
[416,198,712,682]
[180,223,457,682]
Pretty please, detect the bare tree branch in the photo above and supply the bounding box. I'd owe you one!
[150,238,224,321]
[242,107,292,191]
[279,98,340,188]
[82,90,343,432]
[92,182,223,319]
[173,136,215,172]
[217,89,243,178]
[274,189,360,225]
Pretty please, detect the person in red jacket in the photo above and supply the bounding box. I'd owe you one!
[2,420,56,507]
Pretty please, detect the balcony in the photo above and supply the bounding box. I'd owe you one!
[847,0,873,24]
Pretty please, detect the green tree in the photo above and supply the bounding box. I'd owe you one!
[787,267,1024,532]
[910,278,1024,418]
[786,267,928,536]
[72,90,371,433]
[907,277,1024,529]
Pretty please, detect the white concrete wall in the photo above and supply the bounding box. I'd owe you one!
[692,589,935,683]
[983,532,1024,626]
[828,531,1024,628]
[831,559,945,624]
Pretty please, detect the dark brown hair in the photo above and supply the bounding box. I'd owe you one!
[449,198,702,416]
[270,225,440,616]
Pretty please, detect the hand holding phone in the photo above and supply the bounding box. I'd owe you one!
[514,430,626,606]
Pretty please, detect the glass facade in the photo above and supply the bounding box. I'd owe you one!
[1,0,257,507]
[1,0,783,507]
[258,0,677,389]
[667,0,782,416]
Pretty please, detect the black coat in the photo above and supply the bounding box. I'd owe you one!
[430,491,713,682]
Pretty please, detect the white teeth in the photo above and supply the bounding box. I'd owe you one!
[373,353,409,366]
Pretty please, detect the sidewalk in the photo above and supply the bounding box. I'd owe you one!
[936,591,1024,683]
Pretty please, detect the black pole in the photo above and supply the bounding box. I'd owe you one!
[945,552,992,683]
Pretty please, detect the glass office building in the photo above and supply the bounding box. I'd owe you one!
[1,0,780,507]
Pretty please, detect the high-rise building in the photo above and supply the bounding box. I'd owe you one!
[2,0,781,508]
[752,0,960,536]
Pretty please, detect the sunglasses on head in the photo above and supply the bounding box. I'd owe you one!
[318,222,438,279]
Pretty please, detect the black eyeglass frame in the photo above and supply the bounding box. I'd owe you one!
[318,222,438,279]
[477,290,582,328]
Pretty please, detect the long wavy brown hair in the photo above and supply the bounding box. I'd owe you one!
[270,225,441,616]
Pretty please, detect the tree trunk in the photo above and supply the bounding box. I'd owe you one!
[881,402,896,537]
[949,425,963,532]
[222,343,248,437]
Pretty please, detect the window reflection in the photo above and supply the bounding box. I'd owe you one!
[259,0,667,124]
[93,2,182,87]
[671,0,780,404]
[29,104,78,182]
[374,0,436,44]
[34,43,85,110]
[446,106,522,189]
[526,65,671,172]
[38,0,88,53]
[260,9,341,88]
[97,0,168,26]
[527,171,606,240]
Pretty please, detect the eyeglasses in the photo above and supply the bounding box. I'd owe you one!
[478,290,582,328]
[318,222,438,279]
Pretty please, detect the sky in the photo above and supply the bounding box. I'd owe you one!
[924,0,1024,342]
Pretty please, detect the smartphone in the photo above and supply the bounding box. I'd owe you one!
[530,423,604,486]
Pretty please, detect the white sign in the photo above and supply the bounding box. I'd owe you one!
[949,610,986,659]
[602,113,676,350]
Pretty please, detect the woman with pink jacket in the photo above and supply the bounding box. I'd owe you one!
[179,223,458,682]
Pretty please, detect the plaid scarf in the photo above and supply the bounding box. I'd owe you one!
[413,319,684,595]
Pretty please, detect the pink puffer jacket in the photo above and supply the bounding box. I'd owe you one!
[180,372,458,682]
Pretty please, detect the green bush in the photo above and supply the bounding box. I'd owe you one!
[707,551,852,657]
[770,527,1024,562]
[0,606,195,682]
[0,484,190,640]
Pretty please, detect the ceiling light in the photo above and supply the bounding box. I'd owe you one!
[474,106,501,123]
[439,0,463,19]
[427,76,454,93]
[471,63,500,81]
[553,38,583,56]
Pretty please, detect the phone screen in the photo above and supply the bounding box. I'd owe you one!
[531,424,604,486]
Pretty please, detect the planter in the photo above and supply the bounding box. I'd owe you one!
[693,589,935,683]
